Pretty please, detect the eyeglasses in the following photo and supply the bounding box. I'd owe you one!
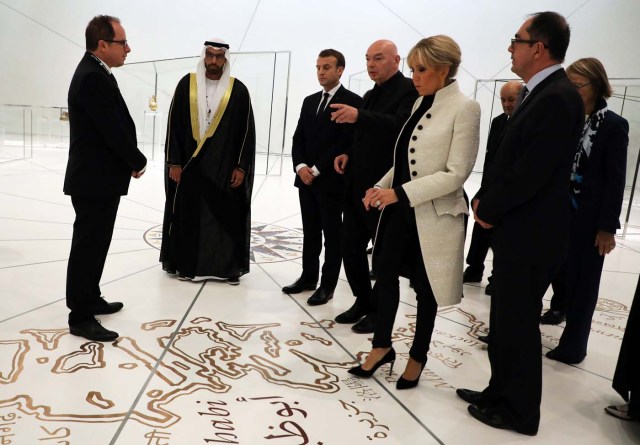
[510,38,548,48]
[573,81,593,89]
[104,39,128,47]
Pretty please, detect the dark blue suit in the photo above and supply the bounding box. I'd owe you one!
[292,85,363,289]
[551,106,629,360]
[474,68,584,431]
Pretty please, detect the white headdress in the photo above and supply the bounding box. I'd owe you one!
[196,38,231,139]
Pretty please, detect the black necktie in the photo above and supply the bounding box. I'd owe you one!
[521,86,529,101]
[317,92,329,116]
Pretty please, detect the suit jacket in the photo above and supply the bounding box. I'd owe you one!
[480,113,508,187]
[291,85,363,191]
[376,81,481,306]
[573,107,628,234]
[64,52,147,197]
[474,69,584,265]
[345,71,418,199]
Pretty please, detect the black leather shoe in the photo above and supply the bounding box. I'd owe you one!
[468,404,537,436]
[89,297,124,316]
[282,277,317,294]
[546,347,585,365]
[540,309,565,325]
[307,286,334,306]
[456,388,485,405]
[352,314,376,334]
[484,282,494,296]
[335,302,367,324]
[477,334,490,344]
[69,318,119,342]
[463,267,483,283]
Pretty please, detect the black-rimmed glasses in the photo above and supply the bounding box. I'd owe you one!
[510,38,548,48]
[104,39,128,47]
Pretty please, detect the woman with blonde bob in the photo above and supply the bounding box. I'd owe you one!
[349,35,480,389]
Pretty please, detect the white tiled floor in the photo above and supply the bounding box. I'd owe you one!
[0,146,639,444]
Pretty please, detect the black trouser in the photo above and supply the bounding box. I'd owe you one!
[483,257,559,431]
[298,186,343,290]
[66,196,120,325]
[555,228,606,359]
[371,206,438,363]
[548,263,567,313]
[341,193,380,312]
[465,221,493,274]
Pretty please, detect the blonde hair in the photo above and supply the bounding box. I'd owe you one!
[567,57,613,99]
[407,35,461,79]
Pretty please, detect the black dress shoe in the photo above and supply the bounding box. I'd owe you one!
[484,282,494,296]
[89,297,124,315]
[282,277,317,294]
[545,347,585,365]
[463,267,483,283]
[456,388,486,405]
[540,309,565,325]
[335,302,367,324]
[352,314,376,334]
[468,404,537,436]
[69,318,119,342]
[307,286,334,306]
[477,334,490,344]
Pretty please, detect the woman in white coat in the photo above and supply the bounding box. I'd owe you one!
[349,35,480,389]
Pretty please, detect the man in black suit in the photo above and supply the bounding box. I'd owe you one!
[282,49,363,305]
[464,80,522,303]
[457,12,584,435]
[64,15,147,342]
[330,40,418,333]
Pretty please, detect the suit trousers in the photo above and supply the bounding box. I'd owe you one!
[555,231,606,359]
[298,186,343,290]
[483,257,559,430]
[548,262,568,313]
[66,195,120,325]
[371,206,438,363]
[341,192,380,312]
[465,221,493,273]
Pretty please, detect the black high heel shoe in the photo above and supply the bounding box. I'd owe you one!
[396,360,426,390]
[348,348,396,378]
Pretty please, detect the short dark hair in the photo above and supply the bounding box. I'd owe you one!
[85,15,120,51]
[318,49,345,69]
[527,11,570,62]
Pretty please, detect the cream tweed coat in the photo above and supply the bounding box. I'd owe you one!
[375,80,480,306]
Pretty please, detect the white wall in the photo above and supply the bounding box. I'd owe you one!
[1,0,638,163]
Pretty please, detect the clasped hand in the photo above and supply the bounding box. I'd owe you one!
[363,187,398,211]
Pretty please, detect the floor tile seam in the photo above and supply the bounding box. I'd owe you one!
[0,263,162,325]
[120,197,165,215]
[25,158,68,175]
[0,248,157,271]
[433,309,617,384]
[109,281,207,445]
[250,173,270,205]
[256,262,446,444]
[0,215,159,230]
